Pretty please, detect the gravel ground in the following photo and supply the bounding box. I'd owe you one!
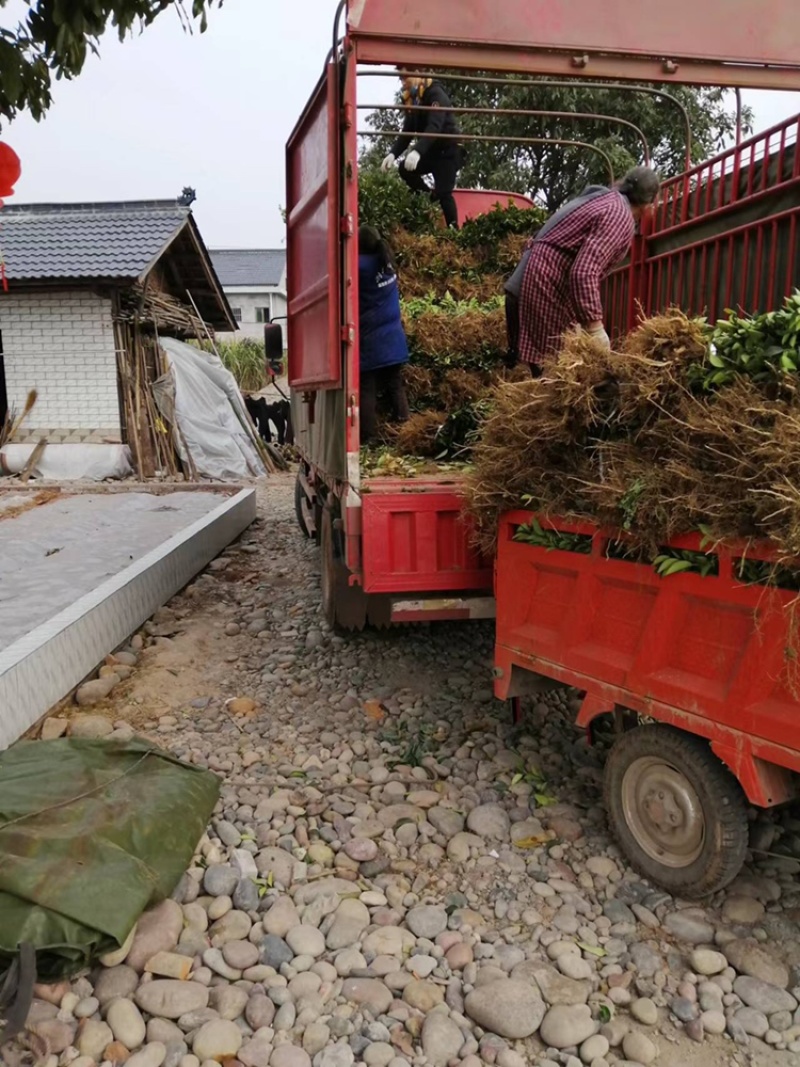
[9,473,800,1067]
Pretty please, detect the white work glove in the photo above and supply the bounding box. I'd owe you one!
[587,324,611,349]
[404,150,421,172]
[381,153,396,173]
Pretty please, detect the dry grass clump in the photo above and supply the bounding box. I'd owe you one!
[463,310,749,553]
[393,412,447,457]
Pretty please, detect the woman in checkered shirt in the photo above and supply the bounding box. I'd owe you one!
[517,166,660,375]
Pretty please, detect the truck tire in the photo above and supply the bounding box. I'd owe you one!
[295,472,312,539]
[320,503,367,631]
[603,724,748,898]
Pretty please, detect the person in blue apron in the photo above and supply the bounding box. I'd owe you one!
[358,225,410,443]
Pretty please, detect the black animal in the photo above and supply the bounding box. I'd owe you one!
[244,395,293,446]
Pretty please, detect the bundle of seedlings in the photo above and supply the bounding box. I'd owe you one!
[357,178,547,468]
[464,295,800,570]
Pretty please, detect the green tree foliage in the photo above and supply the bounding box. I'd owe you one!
[0,0,223,125]
[362,76,752,212]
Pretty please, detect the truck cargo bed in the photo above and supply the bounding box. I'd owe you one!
[362,475,490,595]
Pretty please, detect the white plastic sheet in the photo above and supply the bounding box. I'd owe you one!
[155,338,267,481]
[0,443,133,481]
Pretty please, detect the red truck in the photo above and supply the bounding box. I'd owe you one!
[287,1,800,890]
[286,0,799,631]
[495,111,800,896]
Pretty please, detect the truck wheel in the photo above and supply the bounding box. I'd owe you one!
[320,504,367,632]
[603,724,748,898]
[294,472,311,538]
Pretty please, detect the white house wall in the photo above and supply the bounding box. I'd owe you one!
[2,290,121,440]
[217,288,288,341]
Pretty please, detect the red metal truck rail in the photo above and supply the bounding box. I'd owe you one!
[604,113,800,336]
[495,510,800,807]
[494,509,800,894]
[361,478,490,595]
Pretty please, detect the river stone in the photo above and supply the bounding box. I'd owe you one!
[203,864,239,898]
[734,976,797,1014]
[631,998,658,1026]
[256,847,295,888]
[722,896,766,925]
[690,949,727,977]
[406,906,448,940]
[223,939,260,971]
[246,995,276,1030]
[127,900,184,972]
[702,1010,727,1035]
[263,896,301,938]
[341,978,393,1015]
[107,998,147,1049]
[466,804,511,840]
[192,1019,243,1061]
[465,979,546,1039]
[362,926,415,958]
[100,924,138,968]
[208,985,249,1021]
[326,899,371,950]
[147,1020,184,1045]
[343,838,378,862]
[427,807,465,837]
[622,1032,658,1064]
[125,1044,167,1067]
[78,1020,114,1060]
[539,1004,597,1049]
[271,1047,312,1067]
[75,678,118,707]
[404,980,444,1012]
[135,980,209,1019]
[513,961,590,1006]
[735,1007,769,1037]
[286,924,326,957]
[96,964,139,1005]
[209,909,252,946]
[664,912,715,945]
[261,934,294,969]
[724,940,790,988]
[421,1013,464,1066]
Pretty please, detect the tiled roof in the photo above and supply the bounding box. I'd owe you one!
[210,249,286,288]
[0,200,190,281]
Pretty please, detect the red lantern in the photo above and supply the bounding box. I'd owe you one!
[0,143,21,198]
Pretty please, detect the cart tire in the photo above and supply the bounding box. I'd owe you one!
[604,724,748,898]
[294,472,311,539]
[320,504,367,632]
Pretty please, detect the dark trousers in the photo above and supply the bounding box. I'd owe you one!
[361,364,410,442]
[399,151,461,228]
[505,291,520,362]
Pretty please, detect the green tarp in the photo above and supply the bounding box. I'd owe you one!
[0,737,220,984]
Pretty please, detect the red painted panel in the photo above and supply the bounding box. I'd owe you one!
[348,0,800,69]
[494,511,800,796]
[452,189,535,225]
[362,490,491,594]
[286,64,341,390]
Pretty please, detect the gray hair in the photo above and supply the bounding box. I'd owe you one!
[617,166,660,206]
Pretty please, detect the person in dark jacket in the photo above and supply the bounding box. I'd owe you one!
[382,70,464,229]
[358,225,410,443]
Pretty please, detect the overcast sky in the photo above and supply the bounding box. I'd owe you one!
[2,0,799,250]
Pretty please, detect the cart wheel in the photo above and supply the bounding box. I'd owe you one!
[320,504,367,632]
[294,472,312,538]
[603,724,748,898]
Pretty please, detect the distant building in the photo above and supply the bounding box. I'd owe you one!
[210,249,287,341]
[0,198,233,444]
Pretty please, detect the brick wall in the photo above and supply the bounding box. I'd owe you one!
[1,290,121,438]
